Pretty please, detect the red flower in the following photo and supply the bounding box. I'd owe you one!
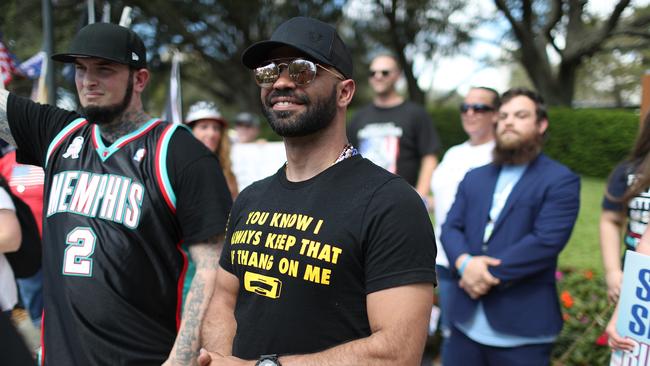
[561,290,574,308]
[563,312,570,321]
[596,331,609,346]
[584,270,594,280]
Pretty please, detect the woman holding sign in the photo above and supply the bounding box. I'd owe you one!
[603,113,650,352]
[606,224,650,351]
[601,113,650,303]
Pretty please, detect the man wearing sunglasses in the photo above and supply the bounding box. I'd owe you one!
[199,17,437,366]
[441,88,580,365]
[347,55,440,207]
[431,86,500,360]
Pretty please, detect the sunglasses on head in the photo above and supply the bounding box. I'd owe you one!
[369,70,391,78]
[253,58,345,88]
[460,103,495,113]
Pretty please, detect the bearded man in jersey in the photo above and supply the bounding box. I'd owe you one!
[198,17,437,366]
[0,23,232,365]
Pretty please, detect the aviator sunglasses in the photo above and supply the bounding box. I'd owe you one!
[460,103,495,114]
[254,58,345,88]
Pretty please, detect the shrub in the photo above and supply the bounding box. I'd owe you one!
[544,109,638,178]
[551,268,613,365]
[429,107,640,178]
[429,107,466,151]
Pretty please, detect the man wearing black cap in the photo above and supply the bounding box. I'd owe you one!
[233,112,262,143]
[0,23,232,365]
[199,17,437,366]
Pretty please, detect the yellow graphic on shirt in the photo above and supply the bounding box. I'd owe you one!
[233,211,345,298]
[244,271,282,298]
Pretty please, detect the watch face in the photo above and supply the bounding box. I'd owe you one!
[258,360,277,366]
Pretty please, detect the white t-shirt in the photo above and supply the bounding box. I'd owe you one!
[0,187,17,311]
[431,140,495,267]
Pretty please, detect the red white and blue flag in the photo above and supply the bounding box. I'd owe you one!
[17,51,45,80]
[0,39,18,87]
[10,165,45,189]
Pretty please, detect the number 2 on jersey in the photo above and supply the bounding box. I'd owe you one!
[62,227,96,277]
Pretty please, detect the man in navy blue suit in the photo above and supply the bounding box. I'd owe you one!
[441,88,580,365]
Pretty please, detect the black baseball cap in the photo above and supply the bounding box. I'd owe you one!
[235,112,260,127]
[241,17,353,80]
[52,23,147,69]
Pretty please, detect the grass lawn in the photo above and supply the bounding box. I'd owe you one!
[558,176,607,274]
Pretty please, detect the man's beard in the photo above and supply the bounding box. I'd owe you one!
[80,74,133,126]
[493,129,544,165]
[261,85,337,137]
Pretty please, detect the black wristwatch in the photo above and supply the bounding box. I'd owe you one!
[255,354,281,366]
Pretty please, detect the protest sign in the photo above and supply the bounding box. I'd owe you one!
[611,250,650,366]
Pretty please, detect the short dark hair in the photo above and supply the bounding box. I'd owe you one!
[470,86,500,109]
[500,88,547,122]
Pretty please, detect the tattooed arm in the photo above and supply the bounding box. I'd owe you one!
[199,263,239,356]
[0,90,16,146]
[165,234,224,366]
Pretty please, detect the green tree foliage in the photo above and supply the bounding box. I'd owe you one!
[494,0,650,106]
[125,0,346,114]
[431,106,640,178]
[346,0,477,105]
[1,1,348,116]
[0,1,81,97]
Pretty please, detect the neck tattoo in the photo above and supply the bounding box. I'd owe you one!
[99,110,151,143]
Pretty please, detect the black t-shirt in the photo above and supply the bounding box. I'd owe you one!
[219,155,437,359]
[347,101,440,186]
[7,93,232,365]
[602,161,649,251]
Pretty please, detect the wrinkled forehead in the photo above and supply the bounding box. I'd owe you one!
[499,95,536,114]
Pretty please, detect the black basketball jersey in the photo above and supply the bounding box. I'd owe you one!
[40,117,188,365]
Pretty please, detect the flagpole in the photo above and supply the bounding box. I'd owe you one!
[101,2,111,23]
[119,6,133,27]
[42,0,55,105]
[87,0,96,24]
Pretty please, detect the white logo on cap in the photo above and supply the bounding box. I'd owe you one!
[131,52,139,61]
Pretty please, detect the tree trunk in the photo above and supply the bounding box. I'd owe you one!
[515,37,572,106]
[382,0,426,105]
[399,54,425,105]
[556,59,580,107]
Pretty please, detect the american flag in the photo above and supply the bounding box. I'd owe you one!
[17,51,45,80]
[9,165,44,189]
[0,39,17,87]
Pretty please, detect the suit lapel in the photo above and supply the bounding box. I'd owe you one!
[479,164,500,240]
[492,154,544,232]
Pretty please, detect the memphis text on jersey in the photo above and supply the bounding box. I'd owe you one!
[47,170,143,229]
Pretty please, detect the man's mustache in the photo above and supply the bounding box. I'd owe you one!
[265,89,310,105]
